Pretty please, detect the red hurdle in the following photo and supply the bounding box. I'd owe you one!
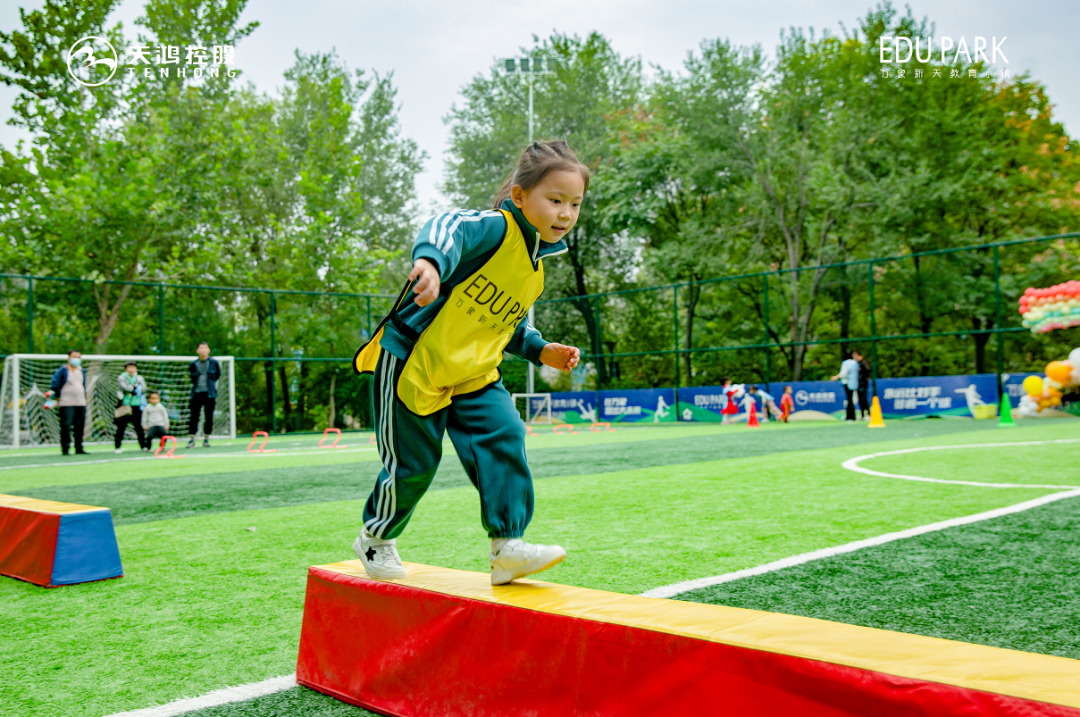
[319,427,347,449]
[247,431,277,453]
[154,435,185,459]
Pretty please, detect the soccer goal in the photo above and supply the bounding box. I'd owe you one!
[511,392,552,424]
[0,354,236,448]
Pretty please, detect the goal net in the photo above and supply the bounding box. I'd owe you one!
[511,392,552,424]
[0,354,236,448]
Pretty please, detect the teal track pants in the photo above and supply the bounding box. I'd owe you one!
[362,349,534,540]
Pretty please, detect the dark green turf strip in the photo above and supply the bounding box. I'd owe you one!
[678,493,1080,660]
[12,419,1000,525]
[184,686,376,716]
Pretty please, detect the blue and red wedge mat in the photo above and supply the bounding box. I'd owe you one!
[297,562,1080,717]
[0,494,123,587]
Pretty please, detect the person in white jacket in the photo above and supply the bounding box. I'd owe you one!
[141,391,171,450]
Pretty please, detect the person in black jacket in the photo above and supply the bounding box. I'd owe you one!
[188,342,221,448]
[854,350,872,419]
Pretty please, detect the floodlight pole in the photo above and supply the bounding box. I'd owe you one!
[500,56,553,395]
[526,70,535,394]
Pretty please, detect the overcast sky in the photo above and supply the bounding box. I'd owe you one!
[2,0,1078,214]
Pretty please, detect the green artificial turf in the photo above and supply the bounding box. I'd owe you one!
[0,417,1010,493]
[2,420,1076,716]
[1,427,1063,715]
[677,493,1080,660]
[186,686,376,716]
[5,418,1032,522]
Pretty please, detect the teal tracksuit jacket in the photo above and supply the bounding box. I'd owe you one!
[360,199,568,540]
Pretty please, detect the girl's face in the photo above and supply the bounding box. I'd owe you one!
[512,169,586,244]
[149,395,160,404]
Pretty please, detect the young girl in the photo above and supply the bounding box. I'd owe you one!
[720,377,742,425]
[352,140,586,586]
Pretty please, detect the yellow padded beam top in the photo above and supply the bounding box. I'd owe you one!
[0,493,108,515]
[314,561,1080,709]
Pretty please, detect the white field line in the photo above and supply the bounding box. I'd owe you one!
[642,439,1080,599]
[0,446,378,471]
[641,488,1080,598]
[102,674,296,717]
[841,439,1080,489]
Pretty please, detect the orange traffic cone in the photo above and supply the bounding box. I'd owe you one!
[868,396,886,428]
[747,401,760,427]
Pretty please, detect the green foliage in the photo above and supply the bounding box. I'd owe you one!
[446,4,1079,386]
[0,1,421,430]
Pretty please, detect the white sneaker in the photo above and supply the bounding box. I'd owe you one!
[490,539,566,586]
[114,448,122,454]
[353,530,406,580]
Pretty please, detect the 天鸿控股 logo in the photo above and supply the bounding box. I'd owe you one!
[67,36,118,87]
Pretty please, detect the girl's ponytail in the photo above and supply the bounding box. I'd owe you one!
[492,139,590,208]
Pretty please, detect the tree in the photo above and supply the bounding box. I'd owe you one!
[444,32,642,386]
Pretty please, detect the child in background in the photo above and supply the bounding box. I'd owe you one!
[720,377,741,425]
[352,140,586,586]
[748,385,782,421]
[142,391,170,450]
[780,385,795,422]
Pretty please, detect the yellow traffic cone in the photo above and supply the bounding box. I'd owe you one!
[868,396,886,428]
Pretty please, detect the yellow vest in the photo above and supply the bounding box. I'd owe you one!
[353,209,545,416]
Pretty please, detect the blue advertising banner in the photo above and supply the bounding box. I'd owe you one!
[677,382,845,421]
[597,388,677,423]
[535,392,597,424]
[675,385,731,422]
[550,373,1010,424]
[876,374,998,418]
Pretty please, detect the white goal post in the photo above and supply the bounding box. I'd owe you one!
[0,354,236,449]
[511,392,552,424]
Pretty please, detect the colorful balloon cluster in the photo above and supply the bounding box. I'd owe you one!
[1017,347,1080,417]
[1019,281,1080,334]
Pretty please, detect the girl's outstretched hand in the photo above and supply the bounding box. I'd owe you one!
[540,343,581,373]
[409,259,441,307]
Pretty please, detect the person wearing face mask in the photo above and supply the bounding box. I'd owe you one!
[50,350,89,455]
[114,361,148,453]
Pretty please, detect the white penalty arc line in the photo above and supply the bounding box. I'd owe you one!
[102,674,296,717]
[641,488,1080,599]
[840,439,1080,490]
[642,439,1080,599]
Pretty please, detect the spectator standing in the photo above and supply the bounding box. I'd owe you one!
[50,350,89,455]
[142,391,170,450]
[854,350,872,420]
[188,342,221,448]
[114,361,148,453]
[831,350,861,422]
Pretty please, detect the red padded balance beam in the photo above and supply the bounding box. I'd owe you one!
[297,562,1080,717]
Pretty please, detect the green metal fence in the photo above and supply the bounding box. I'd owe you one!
[2,231,1078,432]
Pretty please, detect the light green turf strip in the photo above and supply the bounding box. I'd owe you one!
[0,447,382,492]
[1,436,1059,716]
[0,422,753,491]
